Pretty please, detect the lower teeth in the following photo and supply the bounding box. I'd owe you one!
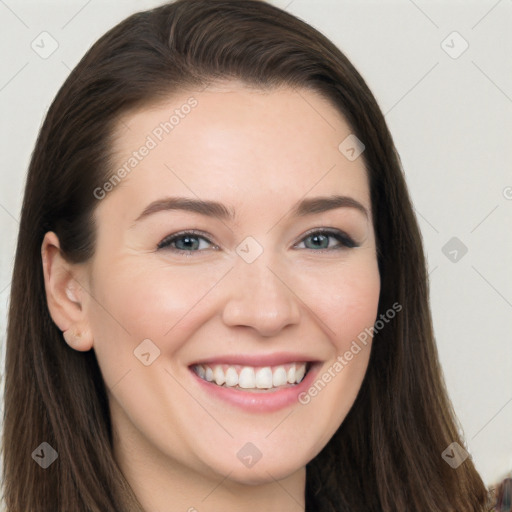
[215,382,298,392]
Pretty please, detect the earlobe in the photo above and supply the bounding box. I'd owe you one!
[41,231,94,352]
[62,326,94,352]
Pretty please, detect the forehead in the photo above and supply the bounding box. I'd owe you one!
[98,82,371,223]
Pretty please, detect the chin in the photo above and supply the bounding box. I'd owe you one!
[220,463,304,486]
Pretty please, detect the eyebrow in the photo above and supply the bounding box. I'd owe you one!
[133,194,369,224]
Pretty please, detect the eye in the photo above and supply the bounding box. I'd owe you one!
[157,228,358,255]
[157,230,216,253]
[294,228,358,251]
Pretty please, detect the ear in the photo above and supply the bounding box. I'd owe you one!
[41,231,94,352]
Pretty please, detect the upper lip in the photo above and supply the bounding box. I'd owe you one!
[189,353,319,367]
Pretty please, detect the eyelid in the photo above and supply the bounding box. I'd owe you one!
[296,227,357,248]
[157,227,359,253]
[156,229,216,251]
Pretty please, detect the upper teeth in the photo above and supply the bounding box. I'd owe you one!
[193,362,307,389]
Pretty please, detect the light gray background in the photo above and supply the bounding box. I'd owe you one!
[0,0,511,490]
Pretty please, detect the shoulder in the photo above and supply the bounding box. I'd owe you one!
[488,476,511,511]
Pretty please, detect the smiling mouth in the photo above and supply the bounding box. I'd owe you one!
[191,362,310,392]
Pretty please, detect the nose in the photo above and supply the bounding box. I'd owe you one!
[221,254,301,337]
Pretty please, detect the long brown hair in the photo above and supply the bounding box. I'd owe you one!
[3,1,492,510]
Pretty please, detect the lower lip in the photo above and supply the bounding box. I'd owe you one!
[189,363,321,412]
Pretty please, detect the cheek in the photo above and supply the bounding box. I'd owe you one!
[113,263,229,334]
[293,254,381,349]
[294,264,380,446]
[304,256,380,431]
[89,252,380,338]
[88,247,380,391]
[87,260,228,371]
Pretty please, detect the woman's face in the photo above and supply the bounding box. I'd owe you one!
[82,82,380,486]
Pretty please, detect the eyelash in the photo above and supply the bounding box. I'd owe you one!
[156,228,359,254]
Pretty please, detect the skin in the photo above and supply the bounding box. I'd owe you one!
[42,81,381,512]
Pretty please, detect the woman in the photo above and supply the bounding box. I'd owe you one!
[2,0,494,510]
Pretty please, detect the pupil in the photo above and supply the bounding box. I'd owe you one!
[179,236,197,250]
[310,234,328,249]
